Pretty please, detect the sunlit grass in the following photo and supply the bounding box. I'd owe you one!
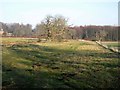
[102,41,120,48]
[1,37,38,45]
[2,38,119,88]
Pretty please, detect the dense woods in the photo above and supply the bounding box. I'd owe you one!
[0,15,119,41]
[68,25,119,41]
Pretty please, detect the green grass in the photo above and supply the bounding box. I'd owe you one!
[2,38,119,88]
[102,41,120,48]
[2,37,38,45]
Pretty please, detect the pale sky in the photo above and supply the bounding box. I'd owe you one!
[0,0,119,27]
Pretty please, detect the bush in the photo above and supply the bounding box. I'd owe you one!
[54,35,63,42]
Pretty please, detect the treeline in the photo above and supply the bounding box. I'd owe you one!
[69,25,119,41]
[0,23,33,37]
[0,15,119,41]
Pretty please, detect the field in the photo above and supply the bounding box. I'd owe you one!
[1,38,120,88]
[101,41,120,53]
[101,41,120,48]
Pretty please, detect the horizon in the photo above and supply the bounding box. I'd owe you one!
[0,0,119,28]
[0,21,118,29]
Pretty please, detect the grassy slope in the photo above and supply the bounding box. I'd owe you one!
[2,38,120,88]
[102,42,120,48]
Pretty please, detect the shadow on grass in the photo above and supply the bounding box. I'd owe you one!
[2,44,120,89]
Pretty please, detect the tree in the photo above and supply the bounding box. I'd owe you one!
[65,28,77,39]
[42,15,53,40]
[36,15,68,41]
[52,15,68,41]
[35,23,47,39]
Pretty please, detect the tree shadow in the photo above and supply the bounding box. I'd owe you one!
[2,44,119,89]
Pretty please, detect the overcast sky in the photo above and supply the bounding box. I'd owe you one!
[0,0,119,27]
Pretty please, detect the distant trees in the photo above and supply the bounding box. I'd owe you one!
[12,23,32,37]
[0,22,33,37]
[0,18,119,41]
[65,28,77,39]
[70,25,119,41]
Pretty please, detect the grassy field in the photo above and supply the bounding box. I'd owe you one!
[101,41,120,48]
[2,38,120,89]
[2,37,38,45]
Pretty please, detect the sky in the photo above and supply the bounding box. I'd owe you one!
[0,0,119,28]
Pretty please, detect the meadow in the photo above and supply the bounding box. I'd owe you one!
[101,41,120,48]
[1,38,119,89]
[101,41,120,53]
